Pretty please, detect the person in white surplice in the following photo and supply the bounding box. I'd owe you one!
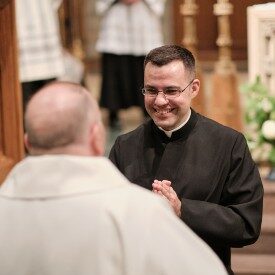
[96,0,166,127]
[15,0,65,111]
[0,81,226,275]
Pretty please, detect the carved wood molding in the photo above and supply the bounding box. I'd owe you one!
[0,0,9,9]
[59,0,85,59]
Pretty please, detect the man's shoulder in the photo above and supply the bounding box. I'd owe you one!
[197,112,243,139]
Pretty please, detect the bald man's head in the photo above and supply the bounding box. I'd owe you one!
[24,81,105,156]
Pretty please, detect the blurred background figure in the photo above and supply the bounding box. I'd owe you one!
[95,0,166,128]
[15,0,65,112]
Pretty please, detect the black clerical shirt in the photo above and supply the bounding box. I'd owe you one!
[109,109,263,274]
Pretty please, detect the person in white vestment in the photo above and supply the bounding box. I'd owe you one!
[15,0,65,112]
[96,0,166,127]
[0,81,227,275]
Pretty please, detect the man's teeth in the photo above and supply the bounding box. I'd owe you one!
[156,110,171,115]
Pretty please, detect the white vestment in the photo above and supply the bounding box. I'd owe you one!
[0,155,226,275]
[96,0,166,55]
[15,0,65,82]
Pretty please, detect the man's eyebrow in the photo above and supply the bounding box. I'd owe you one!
[144,85,180,88]
[144,85,157,88]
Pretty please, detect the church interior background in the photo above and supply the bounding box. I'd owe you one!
[0,0,275,274]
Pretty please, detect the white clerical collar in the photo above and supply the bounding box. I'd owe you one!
[159,109,191,138]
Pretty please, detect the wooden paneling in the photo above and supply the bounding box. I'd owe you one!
[0,0,9,8]
[174,0,271,61]
[0,0,24,183]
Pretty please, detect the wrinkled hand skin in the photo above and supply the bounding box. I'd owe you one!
[152,180,182,217]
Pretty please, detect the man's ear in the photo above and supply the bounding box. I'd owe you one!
[190,78,200,99]
[88,122,106,156]
[24,133,32,153]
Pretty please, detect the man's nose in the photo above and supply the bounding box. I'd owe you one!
[154,91,168,105]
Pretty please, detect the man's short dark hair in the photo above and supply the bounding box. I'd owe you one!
[144,45,196,77]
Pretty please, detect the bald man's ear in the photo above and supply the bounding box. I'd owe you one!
[24,133,32,153]
[89,122,106,156]
[190,79,200,99]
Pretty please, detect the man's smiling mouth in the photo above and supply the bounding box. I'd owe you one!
[154,108,173,115]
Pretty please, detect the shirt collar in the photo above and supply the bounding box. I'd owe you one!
[159,109,192,137]
[0,156,128,199]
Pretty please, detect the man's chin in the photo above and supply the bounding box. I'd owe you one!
[153,118,174,131]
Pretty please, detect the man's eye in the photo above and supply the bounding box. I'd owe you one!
[164,89,180,95]
[147,89,158,95]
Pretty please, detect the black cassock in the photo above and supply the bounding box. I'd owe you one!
[109,109,263,274]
